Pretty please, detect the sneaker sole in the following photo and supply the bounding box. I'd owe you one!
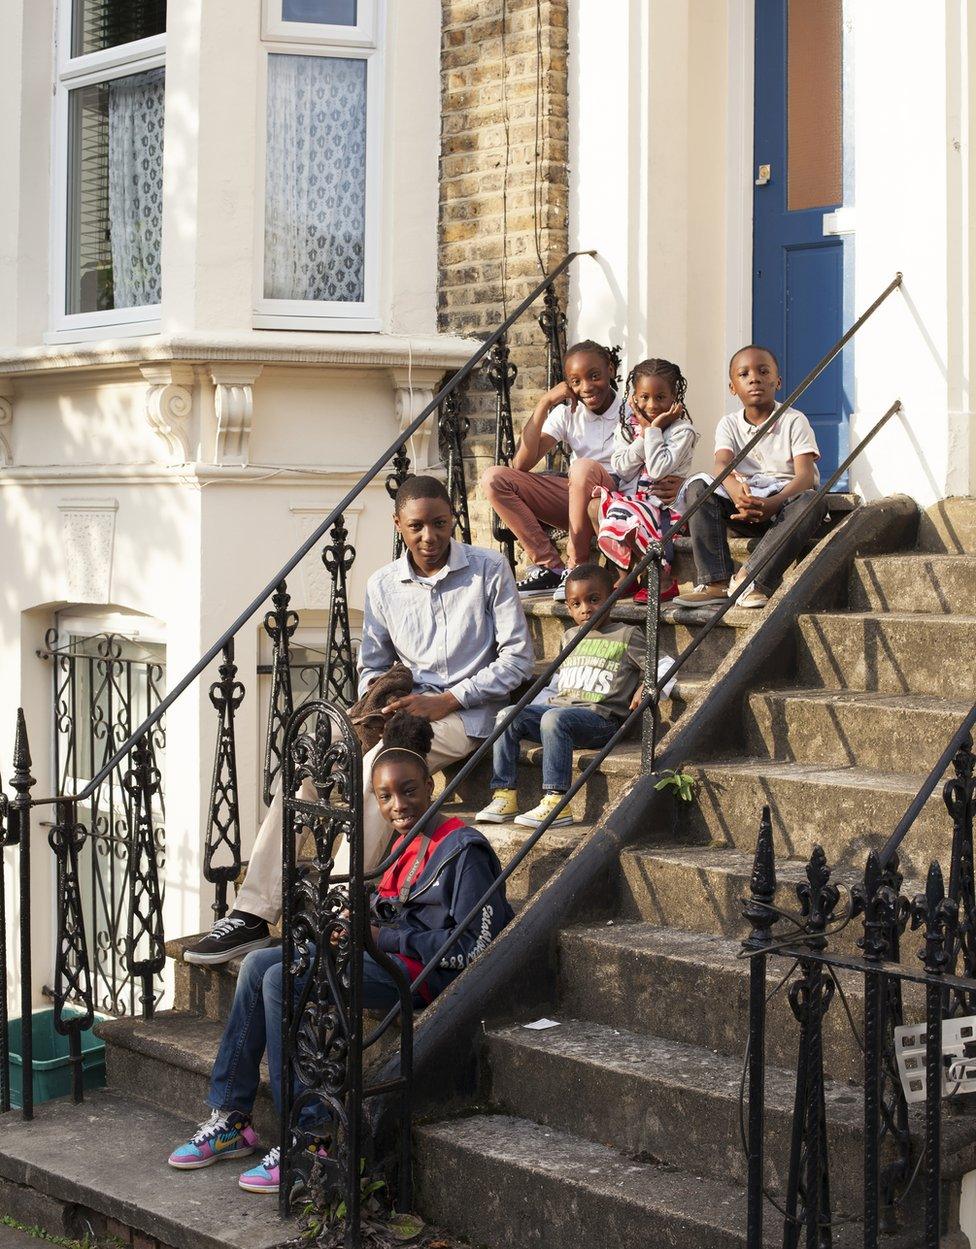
[183,936,274,966]
[474,811,517,824]
[513,814,575,828]
[168,1145,256,1170]
[238,1178,280,1194]
[518,588,559,599]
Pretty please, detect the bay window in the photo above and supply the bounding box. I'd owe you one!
[54,0,166,335]
[256,0,383,329]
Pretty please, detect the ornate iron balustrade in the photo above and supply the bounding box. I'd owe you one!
[0,253,591,1122]
[741,717,976,1249]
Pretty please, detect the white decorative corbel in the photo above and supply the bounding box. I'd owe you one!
[390,366,446,472]
[209,365,263,464]
[140,364,195,462]
[0,380,12,468]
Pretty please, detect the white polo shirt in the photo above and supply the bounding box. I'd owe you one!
[541,400,619,468]
[714,407,821,487]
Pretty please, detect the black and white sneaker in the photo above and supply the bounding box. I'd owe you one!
[551,570,570,603]
[183,912,273,965]
[516,566,565,598]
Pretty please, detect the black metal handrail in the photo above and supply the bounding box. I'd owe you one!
[24,250,594,810]
[336,272,906,1030]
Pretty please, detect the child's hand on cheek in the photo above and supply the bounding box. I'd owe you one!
[651,402,685,430]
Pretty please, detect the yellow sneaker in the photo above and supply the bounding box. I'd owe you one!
[475,789,519,823]
[514,792,574,829]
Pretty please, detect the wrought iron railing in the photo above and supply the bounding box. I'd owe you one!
[0,250,592,1122]
[40,630,167,1018]
[275,276,908,1237]
[741,705,976,1249]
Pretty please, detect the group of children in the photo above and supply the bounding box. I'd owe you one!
[168,337,824,1195]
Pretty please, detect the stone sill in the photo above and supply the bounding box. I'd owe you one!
[0,329,480,378]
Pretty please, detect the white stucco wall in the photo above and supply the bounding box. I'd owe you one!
[568,0,976,502]
[0,0,471,1016]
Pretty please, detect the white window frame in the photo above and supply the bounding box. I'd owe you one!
[254,0,384,331]
[263,0,377,47]
[48,0,166,341]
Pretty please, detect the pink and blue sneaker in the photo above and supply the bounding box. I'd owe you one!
[238,1140,331,1195]
[168,1109,258,1170]
[239,1145,280,1194]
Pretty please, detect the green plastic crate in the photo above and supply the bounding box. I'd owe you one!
[7,1007,106,1107]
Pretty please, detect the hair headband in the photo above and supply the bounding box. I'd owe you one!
[371,747,430,772]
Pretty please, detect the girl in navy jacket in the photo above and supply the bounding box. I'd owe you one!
[167,712,512,1194]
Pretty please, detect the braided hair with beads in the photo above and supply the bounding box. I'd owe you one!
[617,358,690,444]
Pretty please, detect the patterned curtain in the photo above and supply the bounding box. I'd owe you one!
[264,54,367,303]
[107,68,165,308]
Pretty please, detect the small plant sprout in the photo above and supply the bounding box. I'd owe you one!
[654,767,696,803]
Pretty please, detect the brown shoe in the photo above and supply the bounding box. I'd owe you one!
[673,583,729,607]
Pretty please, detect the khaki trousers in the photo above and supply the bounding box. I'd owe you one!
[235,712,480,923]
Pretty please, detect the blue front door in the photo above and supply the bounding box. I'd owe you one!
[753,0,851,479]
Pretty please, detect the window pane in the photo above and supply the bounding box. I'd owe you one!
[787,0,843,212]
[264,55,367,303]
[71,0,166,57]
[282,0,357,25]
[66,68,165,314]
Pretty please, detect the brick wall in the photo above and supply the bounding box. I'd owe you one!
[438,0,569,544]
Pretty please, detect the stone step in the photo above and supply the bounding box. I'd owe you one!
[414,1113,778,1249]
[743,687,970,775]
[557,922,864,1081]
[849,553,976,614]
[796,611,976,699]
[485,1017,868,1210]
[523,597,754,672]
[615,844,922,956]
[917,496,976,554]
[97,1010,277,1144]
[687,757,951,883]
[0,1090,288,1249]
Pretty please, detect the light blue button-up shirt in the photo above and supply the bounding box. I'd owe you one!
[357,542,535,739]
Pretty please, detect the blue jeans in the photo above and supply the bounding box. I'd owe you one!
[490,703,619,794]
[207,945,405,1119]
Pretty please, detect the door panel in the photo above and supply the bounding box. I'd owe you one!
[753,0,851,480]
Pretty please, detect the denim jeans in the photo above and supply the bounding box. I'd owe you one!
[207,945,405,1119]
[683,479,827,595]
[490,703,619,794]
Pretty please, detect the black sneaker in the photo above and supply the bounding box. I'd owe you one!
[516,567,565,598]
[183,912,273,965]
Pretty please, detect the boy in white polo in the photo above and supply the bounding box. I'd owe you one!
[676,345,825,609]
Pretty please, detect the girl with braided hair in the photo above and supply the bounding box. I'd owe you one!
[588,358,698,604]
[482,339,621,601]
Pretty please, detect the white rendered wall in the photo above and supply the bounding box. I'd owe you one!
[568,0,745,476]
[848,0,974,505]
[0,0,467,1016]
[569,0,975,501]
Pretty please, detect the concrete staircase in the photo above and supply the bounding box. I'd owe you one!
[4,494,974,1249]
[411,498,976,1249]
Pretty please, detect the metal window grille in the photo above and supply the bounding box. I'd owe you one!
[42,629,166,1016]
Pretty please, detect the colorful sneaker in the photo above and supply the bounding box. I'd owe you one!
[239,1146,280,1194]
[634,581,679,606]
[475,789,519,823]
[516,566,564,598]
[168,1110,258,1170]
[514,792,574,829]
[183,912,272,966]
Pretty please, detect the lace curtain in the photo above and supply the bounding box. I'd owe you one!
[107,67,165,308]
[264,54,367,303]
